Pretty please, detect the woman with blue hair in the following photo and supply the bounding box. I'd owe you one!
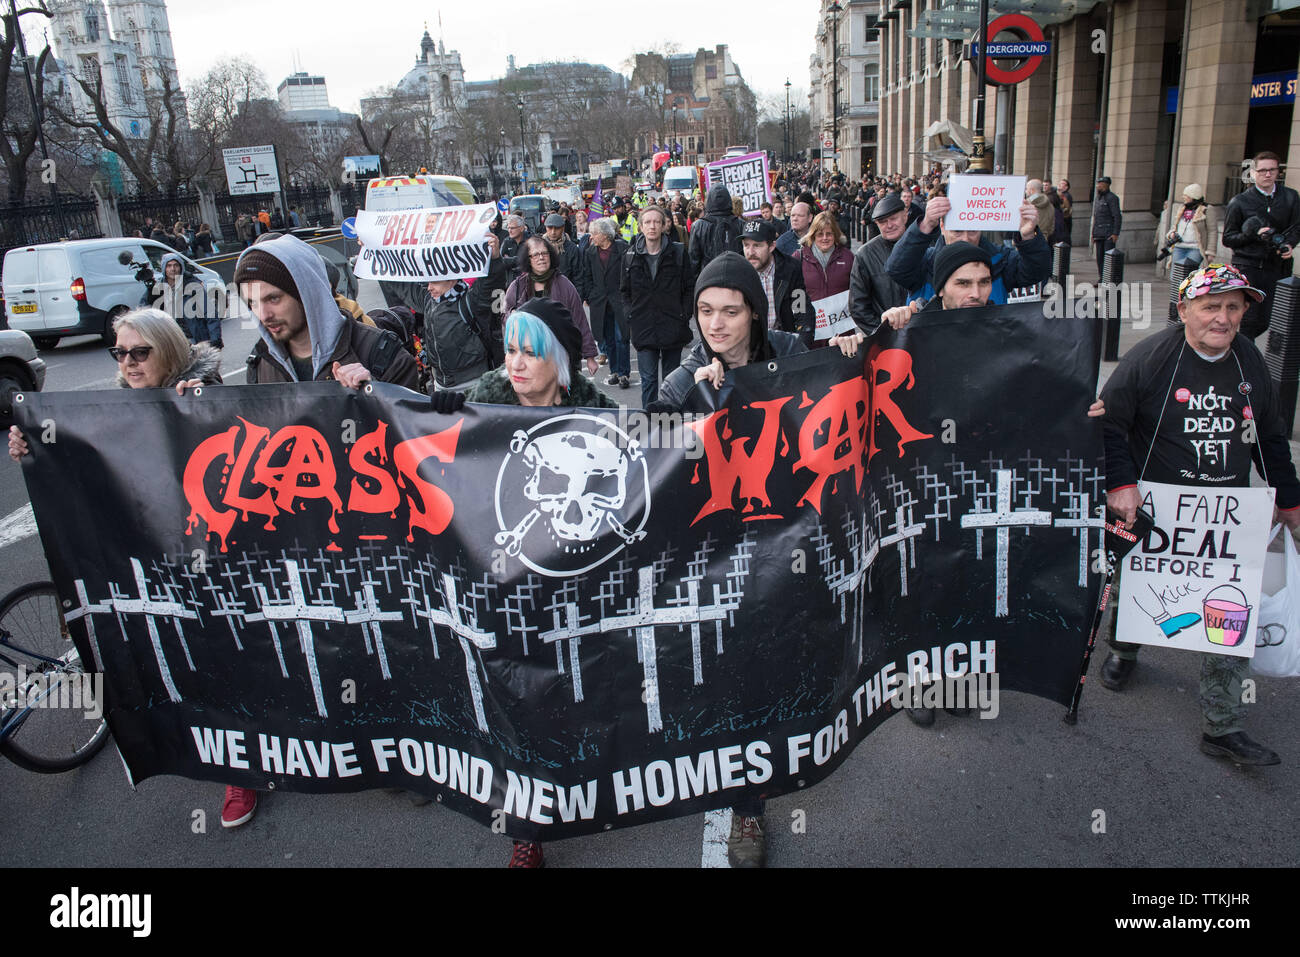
[433,299,617,410]
[430,298,615,867]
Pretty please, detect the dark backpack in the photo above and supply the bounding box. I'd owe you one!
[366,306,427,391]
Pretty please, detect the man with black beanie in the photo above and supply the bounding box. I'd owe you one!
[880,241,995,330]
[236,235,419,390]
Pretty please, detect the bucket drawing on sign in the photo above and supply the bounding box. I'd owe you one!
[1203,585,1251,647]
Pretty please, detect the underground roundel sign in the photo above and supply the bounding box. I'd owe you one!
[976,13,1049,86]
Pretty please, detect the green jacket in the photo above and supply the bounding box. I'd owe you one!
[463,367,618,408]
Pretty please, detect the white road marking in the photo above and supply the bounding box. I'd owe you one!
[0,503,37,550]
[701,808,733,868]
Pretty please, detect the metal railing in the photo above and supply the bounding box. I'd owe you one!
[0,195,102,257]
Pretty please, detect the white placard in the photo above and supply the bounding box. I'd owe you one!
[352,204,498,282]
[944,174,1026,231]
[222,145,281,196]
[1115,481,1275,658]
[812,291,856,340]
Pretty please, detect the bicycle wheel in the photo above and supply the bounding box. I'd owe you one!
[0,581,109,773]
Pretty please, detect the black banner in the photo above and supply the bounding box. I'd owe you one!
[19,304,1103,839]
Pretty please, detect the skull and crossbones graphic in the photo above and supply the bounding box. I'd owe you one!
[495,416,649,577]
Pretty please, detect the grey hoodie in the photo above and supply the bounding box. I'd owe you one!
[235,235,346,381]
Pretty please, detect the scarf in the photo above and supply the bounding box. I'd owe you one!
[812,244,833,270]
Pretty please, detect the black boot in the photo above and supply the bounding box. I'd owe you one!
[905,706,936,727]
[1200,732,1281,766]
[1099,653,1136,691]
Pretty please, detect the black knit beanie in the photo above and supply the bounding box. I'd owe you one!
[932,241,993,296]
[234,249,301,303]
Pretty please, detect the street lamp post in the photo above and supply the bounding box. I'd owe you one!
[971,0,992,172]
[498,128,506,194]
[829,0,842,174]
[517,94,527,191]
[784,78,792,163]
[672,103,678,159]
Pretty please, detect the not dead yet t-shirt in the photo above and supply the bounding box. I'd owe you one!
[1117,346,1255,487]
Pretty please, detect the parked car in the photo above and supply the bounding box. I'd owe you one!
[1,238,227,350]
[0,329,45,427]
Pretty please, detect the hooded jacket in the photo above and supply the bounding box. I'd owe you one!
[238,235,419,389]
[620,233,695,351]
[155,252,196,316]
[687,185,745,276]
[884,221,1051,304]
[656,251,808,411]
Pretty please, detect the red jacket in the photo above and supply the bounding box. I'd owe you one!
[798,242,854,303]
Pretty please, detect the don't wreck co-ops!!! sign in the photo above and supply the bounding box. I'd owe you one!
[944,174,1026,232]
[353,203,498,282]
[1115,481,1275,657]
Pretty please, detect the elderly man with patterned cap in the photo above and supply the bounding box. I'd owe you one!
[1099,263,1300,767]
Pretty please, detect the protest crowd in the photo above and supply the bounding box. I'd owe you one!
[10,139,1300,870]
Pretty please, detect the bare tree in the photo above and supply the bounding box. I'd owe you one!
[185,56,274,181]
[0,1,52,203]
[45,56,197,192]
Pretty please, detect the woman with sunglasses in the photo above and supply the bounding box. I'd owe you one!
[9,307,222,460]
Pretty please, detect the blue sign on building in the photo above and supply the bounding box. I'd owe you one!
[1166,70,1297,114]
[1250,70,1297,107]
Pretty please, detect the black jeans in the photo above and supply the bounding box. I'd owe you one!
[1234,261,1290,340]
[636,347,682,408]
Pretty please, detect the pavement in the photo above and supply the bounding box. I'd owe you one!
[1,246,1298,870]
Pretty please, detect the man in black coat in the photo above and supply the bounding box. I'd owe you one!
[579,217,632,388]
[688,184,745,275]
[848,191,911,333]
[1091,175,1122,276]
[1222,151,1300,339]
[620,205,695,407]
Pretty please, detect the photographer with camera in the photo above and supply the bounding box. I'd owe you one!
[1158,184,1208,268]
[1223,151,1299,339]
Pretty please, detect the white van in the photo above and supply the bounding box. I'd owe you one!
[364,174,478,213]
[2,239,227,349]
[661,165,701,200]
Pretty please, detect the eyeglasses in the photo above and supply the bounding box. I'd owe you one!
[528,252,550,261]
[108,345,153,363]
[1255,166,1279,174]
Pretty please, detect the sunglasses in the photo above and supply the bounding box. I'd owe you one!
[108,345,154,363]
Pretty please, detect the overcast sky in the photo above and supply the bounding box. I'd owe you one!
[32,1,817,115]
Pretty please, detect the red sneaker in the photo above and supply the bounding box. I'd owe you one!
[508,841,544,868]
[221,786,258,828]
